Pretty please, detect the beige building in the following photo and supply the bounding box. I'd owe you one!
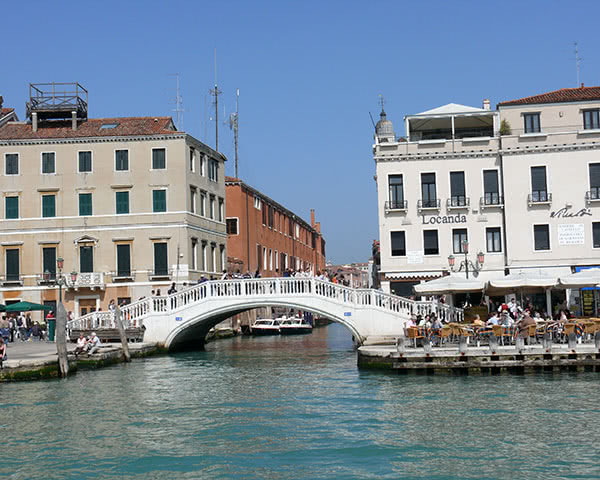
[375,86,600,314]
[0,83,226,317]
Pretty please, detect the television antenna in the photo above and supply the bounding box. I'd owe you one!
[169,73,184,130]
[574,42,583,87]
[228,89,239,178]
[209,49,222,151]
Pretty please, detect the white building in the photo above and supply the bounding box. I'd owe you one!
[374,86,600,315]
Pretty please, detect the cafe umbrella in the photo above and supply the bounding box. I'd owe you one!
[5,301,53,312]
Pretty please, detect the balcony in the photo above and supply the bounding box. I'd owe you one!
[586,189,600,206]
[446,197,470,211]
[73,272,105,290]
[36,272,57,285]
[528,192,552,207]
[149,268,173,281]
[1,274,23,286]
[417,199,441,212]
[110,271,136,282]
[384,200,408,213]
[479,195,504,210]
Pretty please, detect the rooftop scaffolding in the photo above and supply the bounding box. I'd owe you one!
[26,82,88,121]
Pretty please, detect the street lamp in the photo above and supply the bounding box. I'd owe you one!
[51,257,77,302]
[447,241,485,279]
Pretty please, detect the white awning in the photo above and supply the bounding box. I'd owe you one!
[558,268,600,288]
[487,270,558,293]
[385,271,444,280]
[414,274,485,295]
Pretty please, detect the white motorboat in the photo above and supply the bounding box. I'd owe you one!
[278,317,313,335]
[250,319,281,335]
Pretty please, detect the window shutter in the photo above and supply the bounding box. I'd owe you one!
[80,246,94,273]
[5,197,18,219]
[153,190,166,212]
[117,244,131,276]
[6,249,19,280]
[42,195,55,217]
[79,193,92,216]
[153,243,168,275]
[450,172,465,197]
[116,192,129,214]
[43,247,56,276]
[531,167,547,191]
[590,164,600,188]
[483,170,499,193]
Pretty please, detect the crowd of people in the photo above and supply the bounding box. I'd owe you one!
[0,312,46,343]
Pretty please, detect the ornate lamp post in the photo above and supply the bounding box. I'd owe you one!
[447,241,485,279]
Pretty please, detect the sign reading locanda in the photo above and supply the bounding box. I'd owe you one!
[421,214,467,225]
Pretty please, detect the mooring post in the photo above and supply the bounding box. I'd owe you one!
[115,305,131,362]
[568,333,577,351]
[396,336,405,354]
[56,303,69,377]
[423,340,432,354]
[595,331,600,351]
[489,335,498,354]
[459,335,468,355]
[543,331,552,351]
[515,336,525,353]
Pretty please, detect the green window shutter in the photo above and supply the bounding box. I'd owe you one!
[5,154,18,174]
[5,196,18,219]
[42,247,57,278]
[6,249,19,281]
[117,244,131,276]
[42,195,56,217]
[42,152,55,174]
[116,191,129,214]
[79,151,92,172]
[79,193,92,216]
[152,149,166,169]
[115,150,129,171]
[153,243,168,275]
[80,246,94,273]
[152,190,166,212]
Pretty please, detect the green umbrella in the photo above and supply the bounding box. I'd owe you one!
[5,301,53,312]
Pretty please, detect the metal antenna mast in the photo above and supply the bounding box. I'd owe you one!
[169,73,184,130]
[229,89,239,178]
[209,49,222,151]
[574,42,582,87]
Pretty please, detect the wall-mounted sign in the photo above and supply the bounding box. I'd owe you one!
[550,206,592,219]
[421,214,467,225]
[344,312,352,317]
[407,250,424,264]
[558,223,585,245]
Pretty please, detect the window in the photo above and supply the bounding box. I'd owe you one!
[423,230,439,255]
[5,154,18,175]
[452,229,468,254]
[589,163,600,200]
[200,191,206,216]
[226,218,238,235]
[153,242,168,276]
[191,238,198,270]
[42,247,57,279]
[450,172,466,206]
[263,247,267,270]
[78,151,92,172]
[220,245,225,273]
[295,224,300,239]
[289,220,294,237]
[534,225,550,251]
[116,191,129,214]
[421,173,437,208]
[116,244,131,277]
[41,152,56,174]
[42,194,56,218]
[524,113,541,134]
[200,154,206,176]
[208,159,219,181]
[189,147,196,172]
[218,198,224,222]
[262,204,267,225]
[5,196,18,219]
[531,166,548,202]
[212,244,217,272]
[201,241,207,271]
[79,193,92,216]
[152,190,166,212]
[583,109,600,130]
[593,223,600,248]
[80,246,94,273]
[486,227,502,253]
[268,205,274,228]
[254,197,261,210]
[152,148,166,169]
[388,175,404,208]
[209,195,215,219]
[483,170,500,205]
[115,150,129,171]
[390,231,406,256]
[190,187,197,213]
[6,249,20,281]
[269,249,273,270]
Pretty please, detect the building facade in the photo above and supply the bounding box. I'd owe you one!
[0,85,226,317]
[225,177,326,276]
[375,86,600,313]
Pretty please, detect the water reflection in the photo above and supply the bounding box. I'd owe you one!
[1,324,600,480]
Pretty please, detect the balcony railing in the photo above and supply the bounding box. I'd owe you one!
[586,189,600,205]
[384,200,408,212]
[1,274,23,286]
[528,192,552,206]
[417,199,441,211]
[73,272,105,290]
[480,194,504,209]
[111,271,136,282]
[36,272,57,285]
[149,268,173,280]
[446,197,470,210]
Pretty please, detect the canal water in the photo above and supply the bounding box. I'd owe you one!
[1,323,600,480]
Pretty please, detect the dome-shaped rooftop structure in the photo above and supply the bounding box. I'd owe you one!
[375,109,395,141]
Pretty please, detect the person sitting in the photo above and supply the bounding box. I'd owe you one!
[472,314,485,327]
[431,316,443,330]
[86,332,101,355]
[0,337,6,368]
[73,333,88,357]
[486,312,500,326]
[517,314,536,336]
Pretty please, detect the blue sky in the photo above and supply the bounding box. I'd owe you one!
[3,1,600,263]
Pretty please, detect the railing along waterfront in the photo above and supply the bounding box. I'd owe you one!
[67,277,463,331]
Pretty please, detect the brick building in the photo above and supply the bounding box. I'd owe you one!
[225,177,326,276]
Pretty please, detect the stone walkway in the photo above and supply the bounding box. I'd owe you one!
[2,340,59,367]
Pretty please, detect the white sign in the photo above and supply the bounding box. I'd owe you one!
[558,224,585,245]
[407,250,424,264]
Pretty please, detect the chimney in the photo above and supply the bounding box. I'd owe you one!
[483,99,490,111]
[32,112,38,132]
[71,110,77,130]
[310,209,316,227]
[0,96,3,108]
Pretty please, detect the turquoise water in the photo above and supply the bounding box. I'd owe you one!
[1,323,600,480]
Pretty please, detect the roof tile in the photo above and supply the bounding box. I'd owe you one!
[498,86,600,107]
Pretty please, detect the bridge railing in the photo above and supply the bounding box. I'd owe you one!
[68,277,464,330]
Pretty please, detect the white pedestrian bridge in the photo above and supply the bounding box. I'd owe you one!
[67,277,463,350]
